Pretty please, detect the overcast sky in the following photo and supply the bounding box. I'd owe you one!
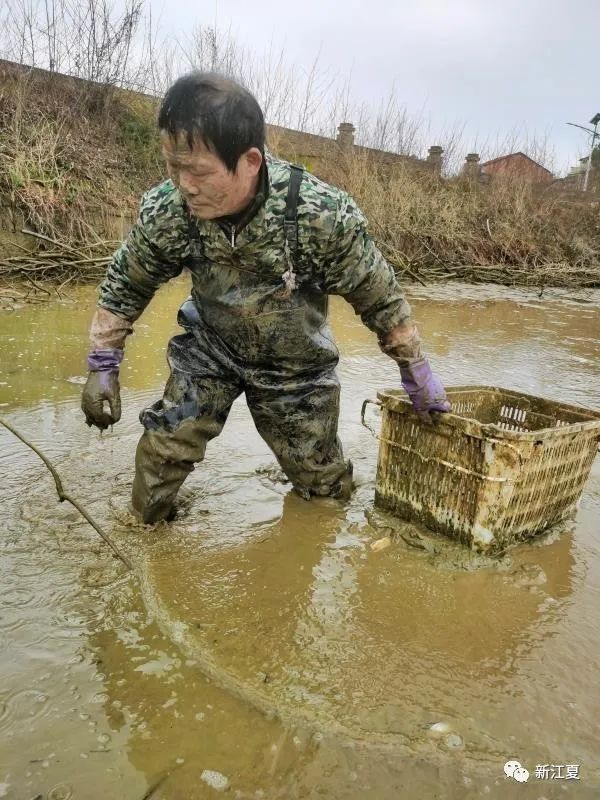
[158,0,596,174]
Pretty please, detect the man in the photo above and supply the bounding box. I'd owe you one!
[81,72,450,524]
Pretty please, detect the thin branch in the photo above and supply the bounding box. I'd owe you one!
[0,416,133,570]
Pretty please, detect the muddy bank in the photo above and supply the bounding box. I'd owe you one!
[0,281,599,798]
[2,270,600,315]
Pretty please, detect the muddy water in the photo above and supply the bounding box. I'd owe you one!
[0,280,599,799]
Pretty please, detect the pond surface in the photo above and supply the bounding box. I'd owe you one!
[0,280,599,799]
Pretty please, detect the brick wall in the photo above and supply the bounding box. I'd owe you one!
[267,123,437,177]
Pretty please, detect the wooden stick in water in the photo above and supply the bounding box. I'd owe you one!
[0,416,132,570]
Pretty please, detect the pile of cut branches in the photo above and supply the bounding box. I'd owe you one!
[420,262,600,288]
[379,240,600,289]
[0,229,117,297]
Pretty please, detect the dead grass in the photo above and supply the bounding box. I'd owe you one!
[320,153,600,288]
[1,67,599,294]
[0,64,161,245]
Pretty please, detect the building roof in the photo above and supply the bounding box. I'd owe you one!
[479,152,552,175]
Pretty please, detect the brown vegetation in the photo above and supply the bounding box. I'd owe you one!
[0,60,161,299]
[328,154,600,288]
[0,59,162,228]
[0,14,599,297]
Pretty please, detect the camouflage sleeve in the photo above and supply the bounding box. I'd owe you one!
[321,193,412,339]
[98,183,188,321]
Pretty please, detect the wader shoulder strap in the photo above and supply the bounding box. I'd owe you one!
[284,164,304,267]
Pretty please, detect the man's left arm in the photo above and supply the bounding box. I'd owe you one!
[322,193,451,420]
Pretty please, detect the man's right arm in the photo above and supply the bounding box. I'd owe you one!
[92,183,188,348]
[82,183,188,429]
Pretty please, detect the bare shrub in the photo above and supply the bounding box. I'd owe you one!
[317,152,600,286]
[1,0,148,90]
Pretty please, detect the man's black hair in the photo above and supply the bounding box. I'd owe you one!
[158,72,265,172]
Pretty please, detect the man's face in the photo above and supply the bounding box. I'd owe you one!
[161,132,262,219]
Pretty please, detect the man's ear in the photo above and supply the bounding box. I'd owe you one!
[243,147,263,175]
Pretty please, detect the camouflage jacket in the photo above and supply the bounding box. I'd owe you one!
[97,153,412,353]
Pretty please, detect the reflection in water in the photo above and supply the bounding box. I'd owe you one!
[127,481,579,740]
[0,281,599,798]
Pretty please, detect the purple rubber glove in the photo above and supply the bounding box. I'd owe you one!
[81,348,123,430]
[400,357,451,422]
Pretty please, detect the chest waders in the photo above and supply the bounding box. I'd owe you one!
[131,166,353,523]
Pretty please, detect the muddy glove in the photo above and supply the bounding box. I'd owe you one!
[400,357,451,422]
[81,349,123,430]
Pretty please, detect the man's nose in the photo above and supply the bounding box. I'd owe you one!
[178,169,198,196]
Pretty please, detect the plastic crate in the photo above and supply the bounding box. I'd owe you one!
[362,386,600,553]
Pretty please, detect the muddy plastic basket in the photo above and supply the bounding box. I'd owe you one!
[362,386,600,553]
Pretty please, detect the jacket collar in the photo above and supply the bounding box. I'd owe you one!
[214,152,270,232]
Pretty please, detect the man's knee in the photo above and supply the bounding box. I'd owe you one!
[137,418,213,463]
[131,421,211,523]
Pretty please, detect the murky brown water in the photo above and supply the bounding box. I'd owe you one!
[1,280,599,799]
